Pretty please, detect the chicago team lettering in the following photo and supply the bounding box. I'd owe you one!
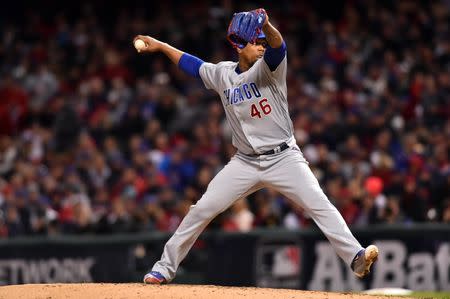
[223,82,261,106]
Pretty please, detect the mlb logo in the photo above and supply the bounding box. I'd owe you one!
[255,240,302,288]
[272,246,300,277]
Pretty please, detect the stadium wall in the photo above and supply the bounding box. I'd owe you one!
[0,224,449,291]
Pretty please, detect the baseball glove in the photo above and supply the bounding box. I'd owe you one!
[227,8,267,49]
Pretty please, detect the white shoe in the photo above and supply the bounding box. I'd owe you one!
[351,245,379,278]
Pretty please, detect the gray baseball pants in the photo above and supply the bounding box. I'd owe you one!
[151,146,362,281]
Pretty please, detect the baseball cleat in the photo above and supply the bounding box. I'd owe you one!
[351,245,379,278]
[143,271,167,284]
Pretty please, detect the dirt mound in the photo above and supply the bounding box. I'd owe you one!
[0,283,412,299]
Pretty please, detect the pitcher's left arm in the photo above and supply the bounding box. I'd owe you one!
[261,12,286,71]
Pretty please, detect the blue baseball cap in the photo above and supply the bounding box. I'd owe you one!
[257,31,266,39]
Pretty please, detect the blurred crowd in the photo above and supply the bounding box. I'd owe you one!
[0,0,449,238]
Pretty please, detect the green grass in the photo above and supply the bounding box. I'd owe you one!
[409,292,450,299]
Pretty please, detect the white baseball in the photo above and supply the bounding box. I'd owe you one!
[134,39,146,51]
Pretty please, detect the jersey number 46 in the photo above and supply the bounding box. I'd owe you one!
[251,98,272,118]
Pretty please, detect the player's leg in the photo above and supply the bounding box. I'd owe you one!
[262,149,377,275]
[146,155,262,283]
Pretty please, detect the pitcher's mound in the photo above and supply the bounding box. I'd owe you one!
[0,283,412,299]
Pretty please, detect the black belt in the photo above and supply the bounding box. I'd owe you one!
[260,142,289,155]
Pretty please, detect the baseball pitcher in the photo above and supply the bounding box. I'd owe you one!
[133,8,378,284]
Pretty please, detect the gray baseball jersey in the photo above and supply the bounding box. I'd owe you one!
[199,57,294,155]
[150,54,363,283]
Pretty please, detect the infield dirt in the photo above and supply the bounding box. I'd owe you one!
[0,283,414,299]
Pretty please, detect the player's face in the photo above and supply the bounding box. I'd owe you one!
[238,38,267,65]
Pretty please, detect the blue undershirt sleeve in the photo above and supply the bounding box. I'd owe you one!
[178,53,204,78]
[263,41,287,72]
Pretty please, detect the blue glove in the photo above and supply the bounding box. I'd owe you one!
[227,8,267,49]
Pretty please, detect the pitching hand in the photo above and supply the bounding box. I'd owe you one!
[133,35,161,53]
